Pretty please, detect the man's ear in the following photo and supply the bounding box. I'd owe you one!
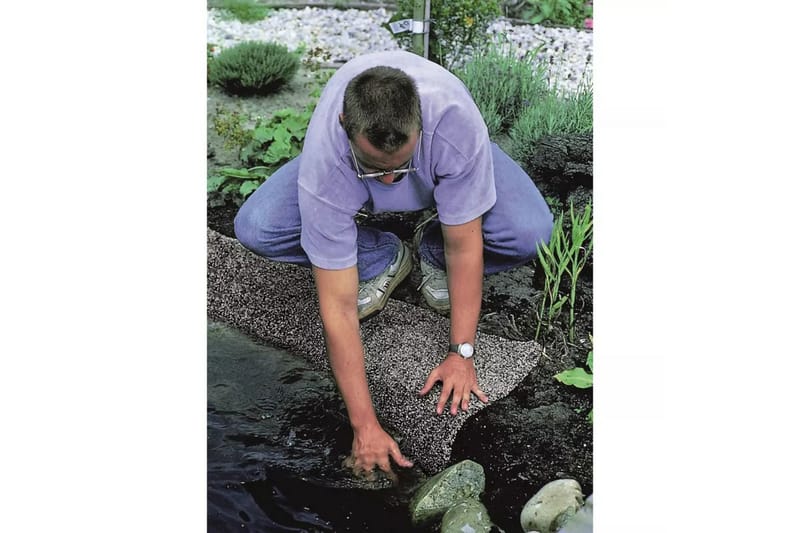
[338,113,345,125]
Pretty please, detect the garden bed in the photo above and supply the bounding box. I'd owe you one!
[207,87,593,533]
[207,5,593,528]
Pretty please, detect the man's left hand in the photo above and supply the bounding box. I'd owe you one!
[418,354,489,415]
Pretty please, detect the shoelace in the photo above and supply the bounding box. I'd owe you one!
[413,211,439,235]
[417,273,434,291]
[414,210,442,292]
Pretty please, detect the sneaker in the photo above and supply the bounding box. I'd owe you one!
[357,242,412,320]
[418,259,450,314]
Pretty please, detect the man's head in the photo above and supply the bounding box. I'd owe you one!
[340,66,422,154]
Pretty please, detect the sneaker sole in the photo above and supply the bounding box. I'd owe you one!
[357,243,413,321]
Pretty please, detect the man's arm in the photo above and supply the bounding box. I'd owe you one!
[419,216,490,414]
[312,265,413,477]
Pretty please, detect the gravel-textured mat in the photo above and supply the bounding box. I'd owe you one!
[207,228,543,472]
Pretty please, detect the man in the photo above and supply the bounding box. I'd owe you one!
[234,50,553,479]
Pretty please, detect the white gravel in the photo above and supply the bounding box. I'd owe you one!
[207,7,592,94]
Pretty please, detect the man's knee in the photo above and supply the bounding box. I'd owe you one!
[234,203,302,260]
[233,204,259,251]
[505,213,555,263]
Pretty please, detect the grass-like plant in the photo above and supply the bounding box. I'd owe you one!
[554,339,593,422]
[535,200,593,341]
[389,0,501,69]
[213,0,271,23]
[508,79,592,166]
[208,41,300,97]
[454,45,550,139]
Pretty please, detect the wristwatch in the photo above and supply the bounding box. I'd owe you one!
[449,342,475,359]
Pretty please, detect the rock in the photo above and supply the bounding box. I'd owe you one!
[556,494,593,533]
[409,459,485,526]
[441,499,493,533]
[520,479,584,533]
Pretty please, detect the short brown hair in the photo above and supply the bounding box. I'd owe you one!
[342,66,422,153]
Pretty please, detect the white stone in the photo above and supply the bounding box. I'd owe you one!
[206,8,592,95]
[520,479,584,533]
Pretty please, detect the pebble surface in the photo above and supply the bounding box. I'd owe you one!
[207,7,592,93]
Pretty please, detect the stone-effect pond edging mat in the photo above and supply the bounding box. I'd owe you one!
[207,228,543,473]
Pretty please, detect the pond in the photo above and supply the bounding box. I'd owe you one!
[208,321,434,532]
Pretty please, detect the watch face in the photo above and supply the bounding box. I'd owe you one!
[460,343,474,358]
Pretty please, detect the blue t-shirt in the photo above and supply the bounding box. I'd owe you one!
[298,51,497,270]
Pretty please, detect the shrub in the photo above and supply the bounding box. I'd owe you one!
[454,46,550,138]
[208,41,300,97]
[520,0,593,28]
[213,0,271,23]
[388,0,501,69]
[508,80,592,166]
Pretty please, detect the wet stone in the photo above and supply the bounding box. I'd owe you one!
[520,479,584,533]
[556,494,593,533]
[409,459,485,526]
[441,498,493,533]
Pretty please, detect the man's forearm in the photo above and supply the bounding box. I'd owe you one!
[442,218,484,348]
[324,312,379,430]
[313,266,380,430]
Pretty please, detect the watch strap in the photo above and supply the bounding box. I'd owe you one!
[449,342,475,358]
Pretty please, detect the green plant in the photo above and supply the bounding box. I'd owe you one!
[213,0,271,23]
[297,44,336,100]
[521,0,593,28]
[208,41,300,97]
[207,43,217,83]
[508,80,592,166]
[554,340,593,422]
[212,105,251,153]
[207,166,271,207]
[535,200,593,341]
[454,45,548,138]
[208,107,312,206]
[388,0,501,69]
[240,107,312,167]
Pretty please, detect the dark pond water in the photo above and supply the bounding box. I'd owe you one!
[208,321,433,532]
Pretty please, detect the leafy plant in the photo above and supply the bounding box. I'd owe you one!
[208,107,312,206]
[213,0,271,23]
[454,45,549,138]
[508,80,592,167]
[521,0,593,28]
[240,107,312,167]
[208,41,300,97]
[554,340,593,422]
[388,0,501,69]
[207,166,271,207]
[535,200,593,341]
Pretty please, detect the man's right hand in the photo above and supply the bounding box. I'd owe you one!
[344,421,413,483]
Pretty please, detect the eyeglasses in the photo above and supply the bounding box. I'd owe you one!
[348,134,420,180]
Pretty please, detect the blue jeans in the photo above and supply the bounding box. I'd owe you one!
[234,143,554,281]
